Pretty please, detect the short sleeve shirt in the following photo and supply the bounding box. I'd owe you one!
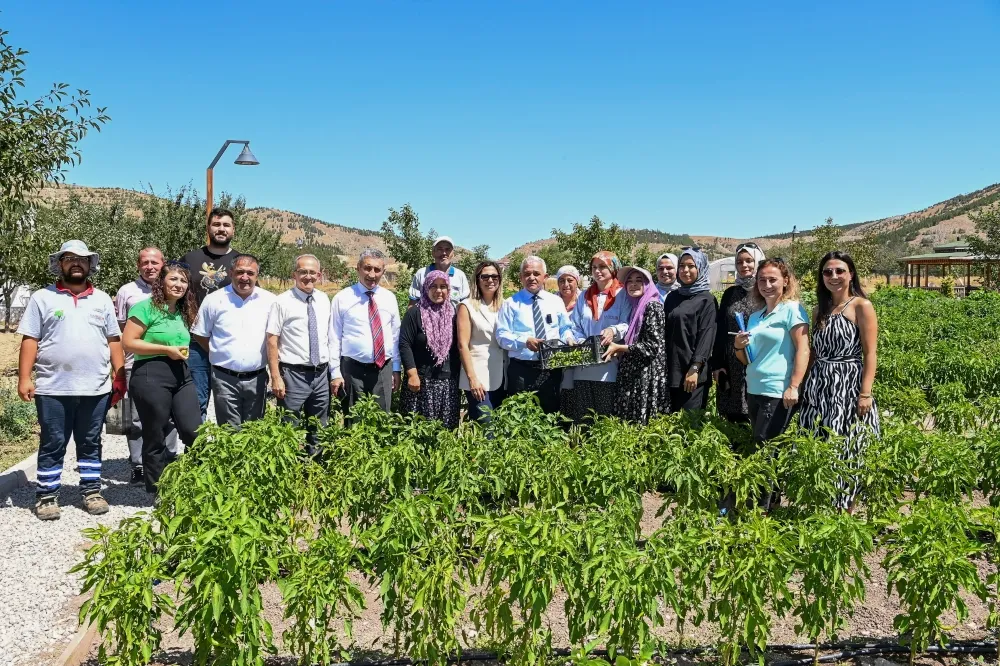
[114,278,153,369]
[745,301,810,398]
[191,285,276,372]
[128,299,191,361]
[409,265,470,304]
[181,246,239,305]
[17,283,121,396]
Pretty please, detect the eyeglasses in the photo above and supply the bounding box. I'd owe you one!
[822,267,848,277]
[60,255,89,264]
[736,242,760,253]
[478,274,501,282]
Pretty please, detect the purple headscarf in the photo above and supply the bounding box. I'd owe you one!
[620,266,660,346]
[420,270,454,366]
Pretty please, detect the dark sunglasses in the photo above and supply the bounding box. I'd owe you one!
[760,257,786,266]
[736,242,760,252]
[478,273,501,282]
[681,245,702,252]
[822,267,849,277]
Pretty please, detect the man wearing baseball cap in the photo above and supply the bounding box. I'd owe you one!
[17,240,125,521]
[408,235,470,306]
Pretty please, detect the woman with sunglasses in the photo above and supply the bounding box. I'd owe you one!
[457,261,506,423]
[122,261,203,494]
[732,258,809,509]
[712,242,766,423]
[564,251,630,421]
[555,265,582,313]
[800,251,880,512]
[663,247,718,411]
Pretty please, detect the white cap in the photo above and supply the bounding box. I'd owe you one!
[433,235,455,249]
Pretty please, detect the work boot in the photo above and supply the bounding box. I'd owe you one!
[82,492,109,515]
[130,465,144,485]
[35,496,61,521]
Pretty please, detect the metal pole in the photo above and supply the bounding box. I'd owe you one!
[205,140,250,222]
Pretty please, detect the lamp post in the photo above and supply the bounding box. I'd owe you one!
[206,140,259,222]
[791,225,798,266]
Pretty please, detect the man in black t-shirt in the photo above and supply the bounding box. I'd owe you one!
[182,208,240,418]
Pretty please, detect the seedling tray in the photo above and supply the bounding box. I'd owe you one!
[539,335,605,370]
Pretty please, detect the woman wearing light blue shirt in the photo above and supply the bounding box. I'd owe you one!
[733,257,810,448]
[562,251,630,421]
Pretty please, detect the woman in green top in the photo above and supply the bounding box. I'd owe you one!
[122,261,202,493]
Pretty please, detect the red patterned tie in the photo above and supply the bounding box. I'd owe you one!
[367,291,387,368]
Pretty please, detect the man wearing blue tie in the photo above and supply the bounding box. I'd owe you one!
[266,255,331,455]
[496,256,574,413]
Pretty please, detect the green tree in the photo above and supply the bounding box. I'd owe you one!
[380,203,431,271]
[0,27,110,329]
[456,244,491,278]
[551,216,640,273]
[967,204,1000,289]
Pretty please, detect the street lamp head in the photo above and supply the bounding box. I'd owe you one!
[234,144,259,166]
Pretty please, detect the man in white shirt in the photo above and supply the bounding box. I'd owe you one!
[266,254,330,454]
[113,246,178,484]
[191,254,276,428]
[408,235,470,306]
[495,255,574,414]
[329,248,401,417]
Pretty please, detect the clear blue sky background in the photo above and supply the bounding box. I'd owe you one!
[6,1,1000,253]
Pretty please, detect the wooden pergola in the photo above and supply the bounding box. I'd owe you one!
[899,241,999,295]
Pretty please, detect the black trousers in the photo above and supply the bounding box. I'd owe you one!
[339,357,394,422]
[747,393,797,443]
[506,359,562,414]
[669,383,710,413]
[129,358,202,493]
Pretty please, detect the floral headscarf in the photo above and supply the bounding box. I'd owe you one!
[619,267,660,346]
[585,251,622,320]
[419,270,454,366]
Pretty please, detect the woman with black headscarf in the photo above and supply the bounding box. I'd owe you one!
[712,242,766,423]
[663,247,718,411]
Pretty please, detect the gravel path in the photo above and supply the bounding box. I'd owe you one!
[0,428,154,666]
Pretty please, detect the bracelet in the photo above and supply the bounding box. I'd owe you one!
[859,393,873,399]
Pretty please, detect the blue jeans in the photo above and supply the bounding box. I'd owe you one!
[465,388,505,424]
[188,342,212,419]
[35,393,110,498]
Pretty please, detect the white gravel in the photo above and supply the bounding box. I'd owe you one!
[0,429,154,666]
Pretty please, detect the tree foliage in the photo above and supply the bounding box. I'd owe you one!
[0,26,109,328]
[381,204,432,270]
[551,216,644,274]
[966,205,1000,288]
[456,244,491,278]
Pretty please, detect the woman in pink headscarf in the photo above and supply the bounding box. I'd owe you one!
[399,270,461,428]
[603,266,670,423]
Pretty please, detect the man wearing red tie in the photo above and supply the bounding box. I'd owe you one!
[328,249,401,417]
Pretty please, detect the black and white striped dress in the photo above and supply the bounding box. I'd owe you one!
[800,305,880,510]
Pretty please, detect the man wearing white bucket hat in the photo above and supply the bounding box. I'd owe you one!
[408,235,470,306]
[17,240,125,521]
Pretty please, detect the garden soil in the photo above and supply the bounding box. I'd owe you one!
[79,491,998,666]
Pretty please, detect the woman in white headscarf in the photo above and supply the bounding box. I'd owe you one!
[711,242,766,423]
[555,265,582,313]
[655,253,679,301]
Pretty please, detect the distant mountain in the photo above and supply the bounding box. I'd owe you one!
[32,181,1000,264]
[506,183,1000,260]
[30,184,386,258]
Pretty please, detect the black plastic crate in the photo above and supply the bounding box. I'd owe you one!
[538,335,605,370]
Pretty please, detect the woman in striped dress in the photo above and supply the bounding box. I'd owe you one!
[800,251,880,512]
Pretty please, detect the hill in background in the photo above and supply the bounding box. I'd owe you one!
[30,181,1000,263]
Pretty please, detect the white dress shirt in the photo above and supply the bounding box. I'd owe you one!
[266,287,331,365]
[192,285,277,372]
[495,289,573,362]
[328,282,401,379]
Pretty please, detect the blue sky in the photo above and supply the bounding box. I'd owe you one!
[6,1,1000,253]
